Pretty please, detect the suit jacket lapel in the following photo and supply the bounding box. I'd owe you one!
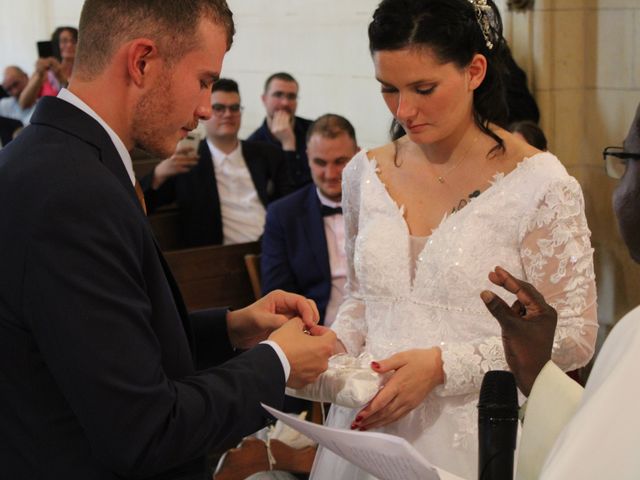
[193,141,224,244]
[30,97,194,344]
[301,185,331,282]
[30,97,142,214]
[196,141,221,209]
[241,141,269,206]
[152,239,194,344]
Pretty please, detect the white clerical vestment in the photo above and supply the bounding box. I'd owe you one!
[517,305,640,479]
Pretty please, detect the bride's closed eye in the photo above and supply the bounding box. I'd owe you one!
[379,85,436,95]
[416,86,436,95]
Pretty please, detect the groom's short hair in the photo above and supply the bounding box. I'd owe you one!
[74,0,235,79]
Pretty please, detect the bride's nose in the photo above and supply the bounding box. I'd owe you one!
[395,93,418,122]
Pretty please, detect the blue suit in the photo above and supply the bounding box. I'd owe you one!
[261,183,331,325]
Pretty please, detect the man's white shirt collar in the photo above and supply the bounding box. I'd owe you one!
[316,188,341,208]
[207,138,241,166]
[57,88,136,186]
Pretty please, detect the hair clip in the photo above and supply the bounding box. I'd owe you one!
[468,0,495,50]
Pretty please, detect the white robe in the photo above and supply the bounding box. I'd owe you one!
[521,305,640,479]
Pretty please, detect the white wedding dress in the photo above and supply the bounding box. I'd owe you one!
[310,150,598,479]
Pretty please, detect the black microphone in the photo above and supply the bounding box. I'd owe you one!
[478,370,518,480]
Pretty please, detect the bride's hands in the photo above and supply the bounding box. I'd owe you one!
[351,347,444,430]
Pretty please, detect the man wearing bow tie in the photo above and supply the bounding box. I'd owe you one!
[262,114,358,327]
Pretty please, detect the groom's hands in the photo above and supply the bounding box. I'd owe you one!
[481,266,557,396]
[226,289,319,349]
[270,319,336,388]
[226,290,336,388]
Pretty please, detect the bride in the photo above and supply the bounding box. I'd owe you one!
[310,0,597,478]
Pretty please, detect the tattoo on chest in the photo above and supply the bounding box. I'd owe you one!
[451,190,481,214]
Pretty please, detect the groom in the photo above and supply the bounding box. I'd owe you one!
[0,1,336,479]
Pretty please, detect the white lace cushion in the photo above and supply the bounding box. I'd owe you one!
[285,354,383,408]
[436,177,597,397]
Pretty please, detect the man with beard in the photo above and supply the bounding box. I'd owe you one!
[0,1,336,479]
[141,78,292,247]
[248,72,312,188]
[481,103,640,479]
[262,114,359,328]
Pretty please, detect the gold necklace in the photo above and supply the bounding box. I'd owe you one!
[433,134,479,184]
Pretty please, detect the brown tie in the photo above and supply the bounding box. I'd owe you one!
[134,181,147,215]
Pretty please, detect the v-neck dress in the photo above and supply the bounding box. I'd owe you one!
[310,149,598,479]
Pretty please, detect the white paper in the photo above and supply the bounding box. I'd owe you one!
[262,403,466,480]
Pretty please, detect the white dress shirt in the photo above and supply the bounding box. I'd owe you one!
[0,96,36,126]
[208,139,266,245]
[56,90,290,381]
[317,189,347,327]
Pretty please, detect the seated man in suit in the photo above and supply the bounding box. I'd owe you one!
[262,114,359,327]
[141,78,291,247]
[481,102,640,479]
[247,72,313,188]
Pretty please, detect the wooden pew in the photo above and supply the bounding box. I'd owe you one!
[164,242,260,311]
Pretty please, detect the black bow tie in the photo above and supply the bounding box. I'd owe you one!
[321,205,342,217]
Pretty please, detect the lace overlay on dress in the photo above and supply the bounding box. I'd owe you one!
[315,150,597,479]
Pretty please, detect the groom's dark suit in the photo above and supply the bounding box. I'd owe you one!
[0,97,285,480]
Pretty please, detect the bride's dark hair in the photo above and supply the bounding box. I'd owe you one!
[369,0,508,152]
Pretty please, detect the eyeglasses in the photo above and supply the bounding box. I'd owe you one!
[212,103,243,115]
[270,91,298,101]
[603,146,640,179]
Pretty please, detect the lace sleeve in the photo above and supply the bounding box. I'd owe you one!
[331,154,367,356]
[436,177,598,396]
[519,177,597,371]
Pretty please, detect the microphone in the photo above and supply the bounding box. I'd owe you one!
[478,370,518,480]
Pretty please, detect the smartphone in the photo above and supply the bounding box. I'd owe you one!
[37,40,54,58]
[176,131,201,155]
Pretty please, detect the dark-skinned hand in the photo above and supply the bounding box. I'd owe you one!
[480,266,557,396]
